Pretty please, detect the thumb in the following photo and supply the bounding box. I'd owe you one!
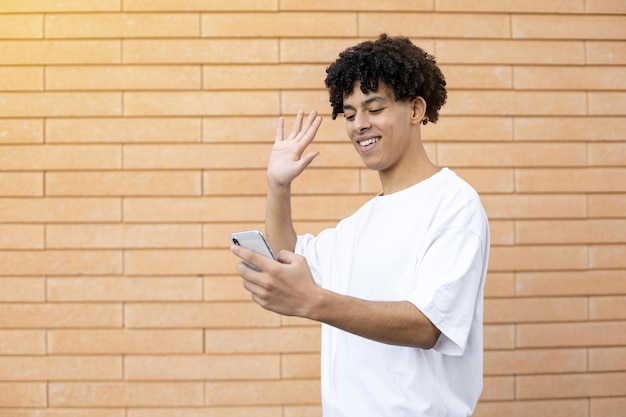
[276,249,300,265]
[298,151,319,169]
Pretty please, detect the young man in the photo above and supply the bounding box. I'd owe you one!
[231,34,490,416]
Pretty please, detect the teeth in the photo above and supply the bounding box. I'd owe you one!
[358,137,380,146]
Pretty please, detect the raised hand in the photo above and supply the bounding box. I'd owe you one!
[267,110,322,187]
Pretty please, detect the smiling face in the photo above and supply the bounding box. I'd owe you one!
[342,82,426,177]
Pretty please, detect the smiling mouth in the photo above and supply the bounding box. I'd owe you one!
[358,137,380,147]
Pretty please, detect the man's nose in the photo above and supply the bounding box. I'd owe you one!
[354,112,370,132]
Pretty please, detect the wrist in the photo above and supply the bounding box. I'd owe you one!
[267,178,292,194]
[305,287,333,323]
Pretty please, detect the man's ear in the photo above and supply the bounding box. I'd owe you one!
[410,97,427,124]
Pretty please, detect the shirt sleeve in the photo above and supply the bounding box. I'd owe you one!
[406,226,487,356]
[295,233,325,286]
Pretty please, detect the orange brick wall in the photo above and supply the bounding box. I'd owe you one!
[0,1,625,416]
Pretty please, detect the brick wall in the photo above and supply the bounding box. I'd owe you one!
[0,0,624,416]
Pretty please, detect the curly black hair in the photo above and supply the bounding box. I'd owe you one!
[324,34,447,124]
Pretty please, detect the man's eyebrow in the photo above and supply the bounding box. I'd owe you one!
[343,95,386,111]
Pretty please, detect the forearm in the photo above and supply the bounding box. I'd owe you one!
[263,111,321,252]
[233,240,439,348]
[265,182,297,252]
[307,289,441,349]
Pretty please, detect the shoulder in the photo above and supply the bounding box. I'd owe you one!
[428,169,489,236]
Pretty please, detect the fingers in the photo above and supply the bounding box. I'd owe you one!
[275,248,304,265]
[285,110,321,142]
[231,244,273,274]
[288,110,305,140]
[274,116,284,144]
[232,245,275,306]
[300,110,320,139]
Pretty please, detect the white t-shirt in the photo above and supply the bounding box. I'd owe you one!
[295,168,490,417]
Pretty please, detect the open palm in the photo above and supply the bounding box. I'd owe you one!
[267,110,323,186]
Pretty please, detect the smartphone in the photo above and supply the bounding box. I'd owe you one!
[230,230,276,271]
